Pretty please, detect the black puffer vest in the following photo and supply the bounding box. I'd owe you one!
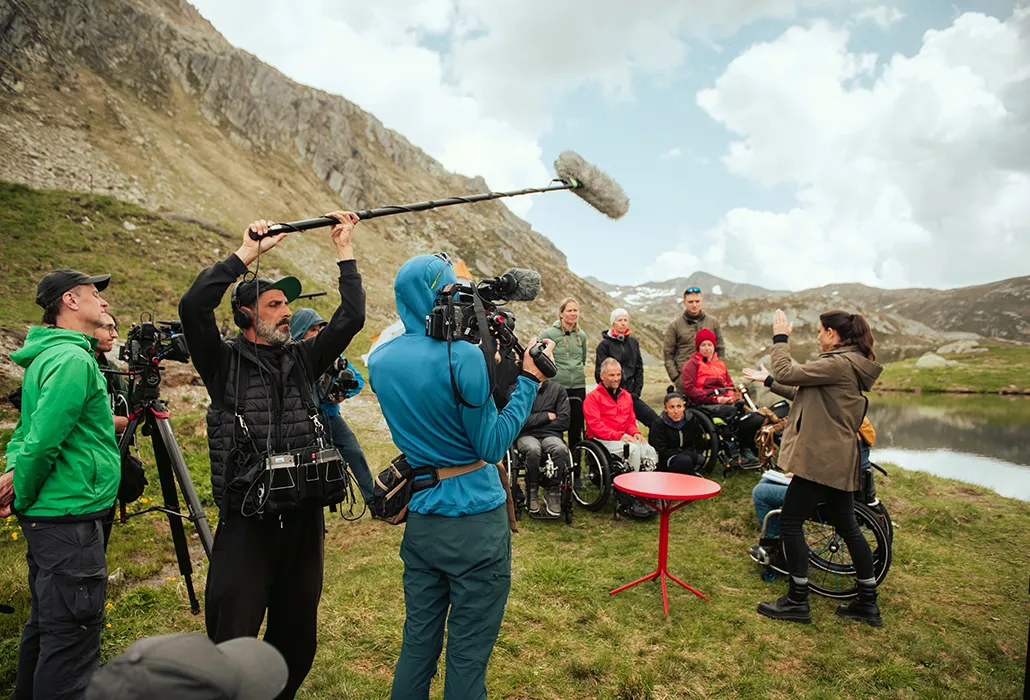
[206,340,320,509]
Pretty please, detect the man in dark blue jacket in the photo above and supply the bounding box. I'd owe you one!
[369,253,552,699]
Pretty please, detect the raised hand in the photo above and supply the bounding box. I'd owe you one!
[235,220,289,265]
[742,364,770,383]
[326,210,360,261]
[773,309,793,337]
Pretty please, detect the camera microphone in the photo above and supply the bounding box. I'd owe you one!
[480,268,541,302]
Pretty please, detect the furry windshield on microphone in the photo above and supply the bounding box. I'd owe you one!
[554,150,630,220]
[501,268,541,302]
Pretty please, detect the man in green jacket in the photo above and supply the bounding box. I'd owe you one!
[1,268,121,700]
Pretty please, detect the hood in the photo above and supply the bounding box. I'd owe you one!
[841,350,883,391]
[394,255,457,333]
[289,308,327,341]
[10,326,96,368]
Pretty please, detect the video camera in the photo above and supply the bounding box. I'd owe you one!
[317,356,360,404]
[118,314,190,404]
[425,268,556,379]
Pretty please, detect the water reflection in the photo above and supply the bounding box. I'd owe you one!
[866,394,1030,501]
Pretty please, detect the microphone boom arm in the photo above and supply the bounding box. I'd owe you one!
[252,180,579,239]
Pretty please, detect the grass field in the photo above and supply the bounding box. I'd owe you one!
[877,344,1030,395]
[1,394,1028,699]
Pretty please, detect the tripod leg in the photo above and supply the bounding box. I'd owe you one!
[154,417,214,557]
[151,417,203,614]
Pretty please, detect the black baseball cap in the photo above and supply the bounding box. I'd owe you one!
[86,633,288,700]
[233,276,302,309]
[35,268,111,308]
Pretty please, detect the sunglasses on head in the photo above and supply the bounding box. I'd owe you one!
[433,252,453,265]
[684,287,702,295]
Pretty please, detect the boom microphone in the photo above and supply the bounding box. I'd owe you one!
[480,268,541,303]
[250,150,629,239]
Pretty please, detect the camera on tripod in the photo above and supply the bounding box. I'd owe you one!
[424,268,557,379]
[120,316,190,370]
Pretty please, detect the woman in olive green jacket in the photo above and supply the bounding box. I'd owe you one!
[540,298,588,446]
[744,309,884,628]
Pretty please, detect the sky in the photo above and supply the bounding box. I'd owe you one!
[190,0,1030,291]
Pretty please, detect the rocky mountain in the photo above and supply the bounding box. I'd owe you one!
[592,272,1030,367]
[0,0,665,352]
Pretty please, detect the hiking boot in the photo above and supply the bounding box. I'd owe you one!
[543,486,562,516]
[757,578,811,624]
[836,582,883,627]
[528,486,540,514]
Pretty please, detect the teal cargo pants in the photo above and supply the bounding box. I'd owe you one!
[391,505,512,700]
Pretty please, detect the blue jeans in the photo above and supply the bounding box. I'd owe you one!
[327,414,374,503]
[752,481,788,538]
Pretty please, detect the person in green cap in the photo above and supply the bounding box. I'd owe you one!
[2,267,120,700]
[178,212,365,700]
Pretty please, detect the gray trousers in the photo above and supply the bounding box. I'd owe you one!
[515,435,568,487]
[15,519,107,700]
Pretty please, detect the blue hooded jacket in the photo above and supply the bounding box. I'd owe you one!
[289,308,364,419]
[369,254,539,516]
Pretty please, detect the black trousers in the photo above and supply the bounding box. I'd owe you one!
[566,388,586,448]
[662,451,700,475]
[205,508,325,700]
[780,475,874,581]
[631,395,660,430]
[16,519,107,700]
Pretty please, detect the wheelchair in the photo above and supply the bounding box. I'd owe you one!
[687,384,790,477]
[506,441,574,524]
[750,464,893,599]
[569,438,657,519]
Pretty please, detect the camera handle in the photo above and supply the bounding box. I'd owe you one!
[514,339,558,379]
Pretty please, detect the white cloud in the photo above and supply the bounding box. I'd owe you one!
[191,0,826,219]
[660,147,683,160]
[852,5,906,29]
[648,7,1030,290]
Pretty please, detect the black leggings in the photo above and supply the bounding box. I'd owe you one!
[780,475,874,581]
[663,451,700,475]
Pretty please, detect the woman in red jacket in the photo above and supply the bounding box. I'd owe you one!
[680,328,736,406]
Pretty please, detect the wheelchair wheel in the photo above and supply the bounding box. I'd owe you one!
[866,501,894,544]
[803,501,892,599]
[571,439,611,511]
[685,408,719,476]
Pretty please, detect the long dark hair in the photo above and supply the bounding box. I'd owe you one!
[820,310,875,360]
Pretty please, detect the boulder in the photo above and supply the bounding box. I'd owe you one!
[936,339,981,355]
[915,353,957,369]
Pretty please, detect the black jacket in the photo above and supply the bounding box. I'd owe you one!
[648,412,705,469]
[178,254,365,510]
[518,379,570,439]
[594,330,644,397]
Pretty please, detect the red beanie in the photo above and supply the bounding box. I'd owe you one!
[695,328,717,351]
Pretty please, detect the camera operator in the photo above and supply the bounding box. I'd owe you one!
[177,212,364,699]
[2,268,121,700]
[93,312,130,435]
[289,307,375,504]
[368,254,553,699]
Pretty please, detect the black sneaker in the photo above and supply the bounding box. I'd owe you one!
[528,489,540,514]
[543,487,561,517]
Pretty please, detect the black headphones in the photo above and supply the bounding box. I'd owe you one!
[230,280,256,329]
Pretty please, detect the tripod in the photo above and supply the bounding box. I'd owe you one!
[117,380,214,614]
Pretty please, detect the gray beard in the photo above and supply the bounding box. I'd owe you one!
[255,316,290,347]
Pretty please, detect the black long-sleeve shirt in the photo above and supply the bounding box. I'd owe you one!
[178,253,366,404]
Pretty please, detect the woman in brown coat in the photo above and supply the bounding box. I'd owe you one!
[742,309,883,626]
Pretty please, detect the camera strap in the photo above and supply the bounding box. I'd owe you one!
[446,286,497,409]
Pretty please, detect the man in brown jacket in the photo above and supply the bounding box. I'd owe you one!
[663,286,723,390]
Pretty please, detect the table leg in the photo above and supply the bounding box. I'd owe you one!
[609,497,710,612]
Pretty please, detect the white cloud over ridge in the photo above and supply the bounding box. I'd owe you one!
[191,0,824,219]
[852,5,906,29]
[649,7,1030,290]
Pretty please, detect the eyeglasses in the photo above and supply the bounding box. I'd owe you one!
[433,252,453,265]
[684,287,702,295]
